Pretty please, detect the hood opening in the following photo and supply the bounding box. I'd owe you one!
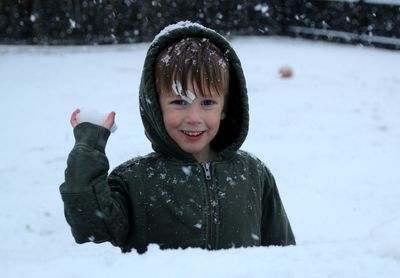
[139,21,249,161]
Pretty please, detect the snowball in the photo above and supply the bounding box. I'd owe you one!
[161,54,171,64]
[171,81,196,103]
[171,80,183,96]
[251,233,260,240]
[94,210,105,219]
[182,166,192,176]
[76,107,117,133]
[69,18,76,29]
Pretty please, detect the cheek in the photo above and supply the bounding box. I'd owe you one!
[162,111,180,130]
[209,112,224,129]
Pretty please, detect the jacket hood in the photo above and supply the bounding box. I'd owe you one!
[139,21,249,162]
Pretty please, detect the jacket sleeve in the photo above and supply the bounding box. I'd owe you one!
[261,167,296,246]
[59,122,131,248]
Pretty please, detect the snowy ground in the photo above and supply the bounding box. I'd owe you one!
[1,37,399,277]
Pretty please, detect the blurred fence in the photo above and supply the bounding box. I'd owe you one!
[283,0,400,49]
[0,0,399,49]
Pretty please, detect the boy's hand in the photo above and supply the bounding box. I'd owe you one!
[70,108,116,130]
[70,108,81,128]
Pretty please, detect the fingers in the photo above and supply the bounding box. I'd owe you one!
[70,108,80,128]
[103,111,116,130]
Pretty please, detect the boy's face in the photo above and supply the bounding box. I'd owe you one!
[159,82,226,162]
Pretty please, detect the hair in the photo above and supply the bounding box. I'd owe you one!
[155,37,229,98]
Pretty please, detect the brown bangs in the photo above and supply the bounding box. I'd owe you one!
[155,37,229,97]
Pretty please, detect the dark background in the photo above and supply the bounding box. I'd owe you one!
[0,0,399,49]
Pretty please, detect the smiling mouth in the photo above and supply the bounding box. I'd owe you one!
[181,130,205,137]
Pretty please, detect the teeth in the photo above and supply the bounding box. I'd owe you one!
[182,130,203,136]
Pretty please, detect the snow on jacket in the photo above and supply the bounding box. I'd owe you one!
[60,21,295,253]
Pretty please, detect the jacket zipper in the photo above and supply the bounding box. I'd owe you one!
[201,162,217,249]
[201,162,212,180]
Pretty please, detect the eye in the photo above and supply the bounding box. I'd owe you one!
[201,99,216,106]
[170,99,188,105]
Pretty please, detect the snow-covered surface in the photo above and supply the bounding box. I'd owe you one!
[288,25,400,46]
[1,37,399,277]
[365,0,400,5]
[328,0,400,4]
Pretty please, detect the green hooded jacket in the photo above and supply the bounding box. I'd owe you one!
[60,21,295,254]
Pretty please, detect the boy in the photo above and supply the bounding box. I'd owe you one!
[60,21,295,254]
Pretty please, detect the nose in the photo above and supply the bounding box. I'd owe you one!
[185,105,202,124]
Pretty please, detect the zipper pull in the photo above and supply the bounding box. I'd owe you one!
[201,162,212,180]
